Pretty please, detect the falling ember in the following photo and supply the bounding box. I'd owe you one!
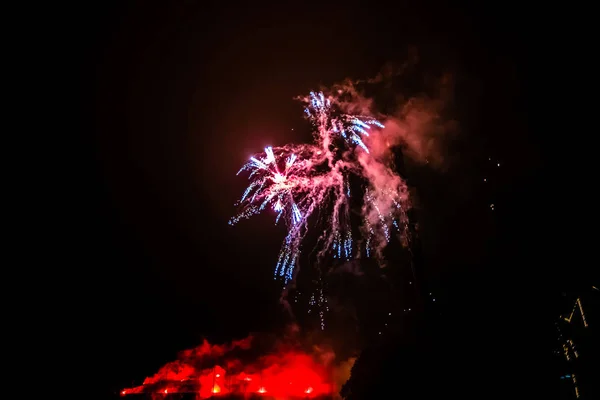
[230,90,410,285]
[120,334,340,399]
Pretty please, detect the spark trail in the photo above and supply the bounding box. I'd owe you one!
[230,90,410,284]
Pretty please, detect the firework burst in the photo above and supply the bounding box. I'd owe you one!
[230,90,410,284]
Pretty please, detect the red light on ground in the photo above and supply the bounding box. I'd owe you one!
[118,338,337,398]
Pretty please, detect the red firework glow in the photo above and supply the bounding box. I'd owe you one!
[120,334,346,399]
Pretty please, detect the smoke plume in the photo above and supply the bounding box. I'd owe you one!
[327,66,455,259]
[120,326,356,399]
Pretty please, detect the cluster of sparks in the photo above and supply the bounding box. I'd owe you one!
[230,91,410,284]
[308,286,329,331]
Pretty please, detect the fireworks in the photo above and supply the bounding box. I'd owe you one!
[230,90,410,284]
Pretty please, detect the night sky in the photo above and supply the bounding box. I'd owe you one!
[76,1,594,396]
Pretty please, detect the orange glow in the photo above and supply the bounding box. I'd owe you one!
[577,298,588,327]
[120,335,337,398]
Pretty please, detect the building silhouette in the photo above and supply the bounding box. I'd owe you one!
[554,285,599,399]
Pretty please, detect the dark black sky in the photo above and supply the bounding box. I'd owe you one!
[75,1,595,395]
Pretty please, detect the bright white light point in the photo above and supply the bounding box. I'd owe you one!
[497,163,500,167]
[389,312,391,315]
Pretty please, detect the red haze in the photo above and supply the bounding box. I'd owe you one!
[120,335,341,399]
